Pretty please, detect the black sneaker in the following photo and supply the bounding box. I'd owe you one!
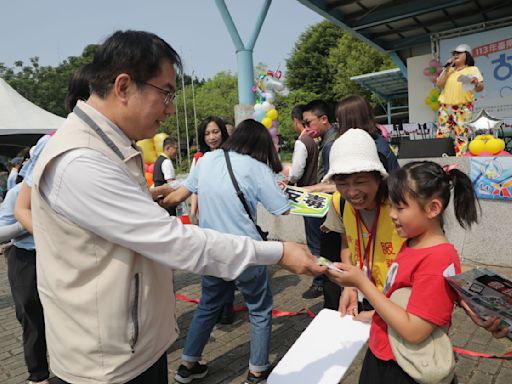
[243,367,271,384]
[175,362,208,383]
[218,303,235,325]
[302,284,323,299]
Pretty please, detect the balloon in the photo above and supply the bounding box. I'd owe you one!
[463,152,473,157]
[429,67,436,75]
[429,59,440,67]
[271,120,279,129]
[261,117,273,129]
[137,139,158,164]
[496,150,511,156]
[485,138,505,154]
[261,101,272,112]
[145,172,153,187]
[269,127,277,136]
[254,109,266,121]
[144,163,150,172]
[254,103,263,111]
[429,75,437,83]
[469,139,486,155]
[423,68,431,76]
[153,132,169,154]
[267,108,278,120]
[265,92,274,102]
[478,152,492,157]
[147,163,155,173]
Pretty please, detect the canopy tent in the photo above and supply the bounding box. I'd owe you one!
[0,78,64,157]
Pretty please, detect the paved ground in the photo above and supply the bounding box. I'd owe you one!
[0,243,511,384]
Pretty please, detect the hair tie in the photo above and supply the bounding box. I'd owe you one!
[442,164,459,175]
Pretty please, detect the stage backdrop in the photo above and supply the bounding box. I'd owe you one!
[440,26,512,120]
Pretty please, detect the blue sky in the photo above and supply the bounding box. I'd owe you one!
[1,0,323,80]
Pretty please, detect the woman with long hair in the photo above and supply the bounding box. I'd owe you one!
[165,119,289,384]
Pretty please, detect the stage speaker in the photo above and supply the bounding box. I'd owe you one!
[398,138,455,159]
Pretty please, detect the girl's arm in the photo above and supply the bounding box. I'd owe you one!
[14,182,33,234]
[163,186,192,207]
[328,263,436,344]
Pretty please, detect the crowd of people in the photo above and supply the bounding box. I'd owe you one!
[0,30,508,384]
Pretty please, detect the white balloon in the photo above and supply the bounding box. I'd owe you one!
[265,92,274,102]
[254,103,263,111]
[262,101,271,111]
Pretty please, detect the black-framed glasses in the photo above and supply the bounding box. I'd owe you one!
[143,82,176,106]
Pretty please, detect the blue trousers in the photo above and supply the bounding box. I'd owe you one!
[304,216,325,287]
[182,265,272,372]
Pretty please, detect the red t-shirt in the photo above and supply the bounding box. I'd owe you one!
[369,242,461,361]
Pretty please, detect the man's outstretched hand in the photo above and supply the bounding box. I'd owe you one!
[278,242,327,276]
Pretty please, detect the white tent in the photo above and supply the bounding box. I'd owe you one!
[0,77,64,135]
[0,78,64,156]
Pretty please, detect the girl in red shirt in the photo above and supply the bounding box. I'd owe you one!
[328,161,479,383]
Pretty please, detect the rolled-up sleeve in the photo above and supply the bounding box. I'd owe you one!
[39,149,283,280]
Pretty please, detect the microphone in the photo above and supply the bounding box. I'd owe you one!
[444,59,454,68]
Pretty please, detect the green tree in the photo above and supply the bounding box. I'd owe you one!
[285,20,345,100]
[285,20,394,105]
[0,45,97,117]
[328,34,395,102]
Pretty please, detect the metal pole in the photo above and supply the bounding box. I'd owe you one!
[175,94,182,167]
[181,73,191,169]
[191,70,198,148]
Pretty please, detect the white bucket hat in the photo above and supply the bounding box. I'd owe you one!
[322,128,388,182]
[452,43,471,54]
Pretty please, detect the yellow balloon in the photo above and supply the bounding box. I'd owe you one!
[261,117,273,129]
[267,108,278,120]
[468,139,486,155]
[153,132,169,154]
[136,139,158,164]
[485,138,505,154]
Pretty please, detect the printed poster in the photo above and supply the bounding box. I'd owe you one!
[470,157,512,200]
[283,185,331,218]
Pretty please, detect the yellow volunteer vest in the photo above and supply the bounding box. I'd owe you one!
[343,200,405,292]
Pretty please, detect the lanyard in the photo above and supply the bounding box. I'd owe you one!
[355,206,380,281]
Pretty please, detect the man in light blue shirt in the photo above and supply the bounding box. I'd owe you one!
[0,178,49,383]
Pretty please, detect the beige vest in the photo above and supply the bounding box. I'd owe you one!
[31,105,176,383]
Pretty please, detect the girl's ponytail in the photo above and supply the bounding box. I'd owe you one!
[447,168,480,229]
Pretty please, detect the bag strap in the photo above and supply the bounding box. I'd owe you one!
[223,149,256,224]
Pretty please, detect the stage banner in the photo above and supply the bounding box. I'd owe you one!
[440,26,512,119]
[283,185,331,217]
[470,156,512,201]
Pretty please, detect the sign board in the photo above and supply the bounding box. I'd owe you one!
[268,309,370,384]
[284,185,331,218]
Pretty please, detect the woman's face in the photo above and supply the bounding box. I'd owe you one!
[204,121,223,150]
[452,51,466,67]
[333,172,381,210]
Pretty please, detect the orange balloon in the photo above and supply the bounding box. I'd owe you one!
[145,172,153,187]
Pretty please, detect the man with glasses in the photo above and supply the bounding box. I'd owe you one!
[300,100,338,299]
[29,30,325,384]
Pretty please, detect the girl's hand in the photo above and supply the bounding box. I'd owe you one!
[354,310,375,323]
[326,262,366,288]
[339,287,358,316]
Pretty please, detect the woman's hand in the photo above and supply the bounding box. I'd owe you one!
[338,287,358,316]
[471,77,484,92]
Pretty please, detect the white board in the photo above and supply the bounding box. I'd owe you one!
[268,309,370,384]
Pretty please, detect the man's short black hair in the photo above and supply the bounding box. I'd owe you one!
[291,104,305,121]
[88,30,182,98]
[303,99,333,122]
[163,137,177,149]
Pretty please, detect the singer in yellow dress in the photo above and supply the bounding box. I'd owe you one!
[436,44,484,156]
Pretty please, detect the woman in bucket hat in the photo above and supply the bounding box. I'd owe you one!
[436,43,484,156]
